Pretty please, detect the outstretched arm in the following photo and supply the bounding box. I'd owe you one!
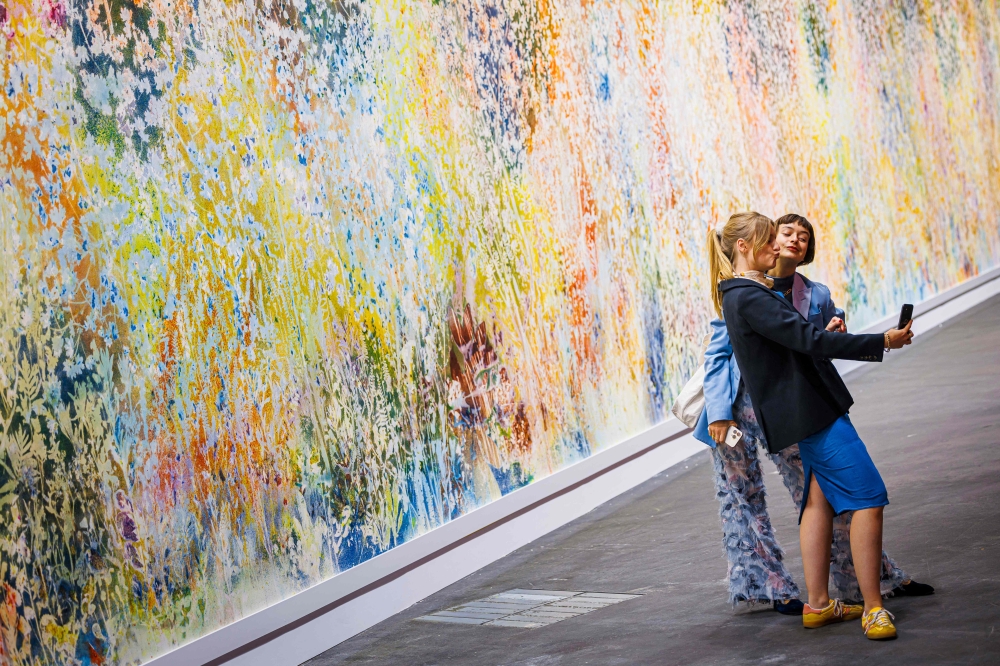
[735,290,884,361]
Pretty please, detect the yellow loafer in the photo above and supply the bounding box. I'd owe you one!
[802,598,864,628]
[862,606,897,640]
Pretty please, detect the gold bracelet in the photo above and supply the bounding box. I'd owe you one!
[884,331,891,351]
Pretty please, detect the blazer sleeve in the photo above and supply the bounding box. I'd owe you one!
[702,319,735,423]
[736,290,884,362]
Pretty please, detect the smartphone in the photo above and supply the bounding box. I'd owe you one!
[725,425,743,448]
[897,303,913,329]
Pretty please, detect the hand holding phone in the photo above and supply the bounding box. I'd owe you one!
[725,425,743,448]
[886,305,915,350]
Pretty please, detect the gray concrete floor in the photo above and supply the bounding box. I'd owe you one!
[305,294,1000,665]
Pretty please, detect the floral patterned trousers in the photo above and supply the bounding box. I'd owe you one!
[711,389,908,604]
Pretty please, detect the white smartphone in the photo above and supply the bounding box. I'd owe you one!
[725,425,743,448]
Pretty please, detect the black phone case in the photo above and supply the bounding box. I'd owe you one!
[897,304,913,329]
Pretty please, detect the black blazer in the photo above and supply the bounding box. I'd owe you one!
[719,278,884,453]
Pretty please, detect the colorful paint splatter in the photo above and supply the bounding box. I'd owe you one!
[1,1,998,663]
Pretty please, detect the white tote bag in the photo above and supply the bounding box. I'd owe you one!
[670,364,705,428]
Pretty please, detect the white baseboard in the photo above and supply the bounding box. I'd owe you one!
[145,264,1000,666]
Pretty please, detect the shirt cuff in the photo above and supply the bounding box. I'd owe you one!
[706,404,734,423]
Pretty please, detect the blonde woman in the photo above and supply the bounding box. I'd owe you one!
[707,212,912,640]
[694,214,933,612]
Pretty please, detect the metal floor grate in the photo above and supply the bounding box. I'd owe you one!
[415,589,642,628]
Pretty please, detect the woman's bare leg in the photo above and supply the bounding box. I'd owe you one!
[850,507,885,613]
[768,445,909,600]
[800,474,834,608]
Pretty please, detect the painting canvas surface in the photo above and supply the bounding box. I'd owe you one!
[1,1,998,663]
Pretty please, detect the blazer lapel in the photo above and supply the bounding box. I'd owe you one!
[792,273,811,319]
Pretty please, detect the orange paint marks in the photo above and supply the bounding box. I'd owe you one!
[577,165,599,274]
[565,263,596,379]
[630,2,675,219]
[87,641,106,665]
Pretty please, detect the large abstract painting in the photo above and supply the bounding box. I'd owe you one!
[2,1,998,663]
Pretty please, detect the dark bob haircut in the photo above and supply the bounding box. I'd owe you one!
[774,213,816,266]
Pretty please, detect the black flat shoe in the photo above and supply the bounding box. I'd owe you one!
[772,599,805,615]
[892,579,935,596]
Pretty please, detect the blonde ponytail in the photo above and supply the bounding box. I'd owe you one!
[707,212,776,317]
[707,229,734,317]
